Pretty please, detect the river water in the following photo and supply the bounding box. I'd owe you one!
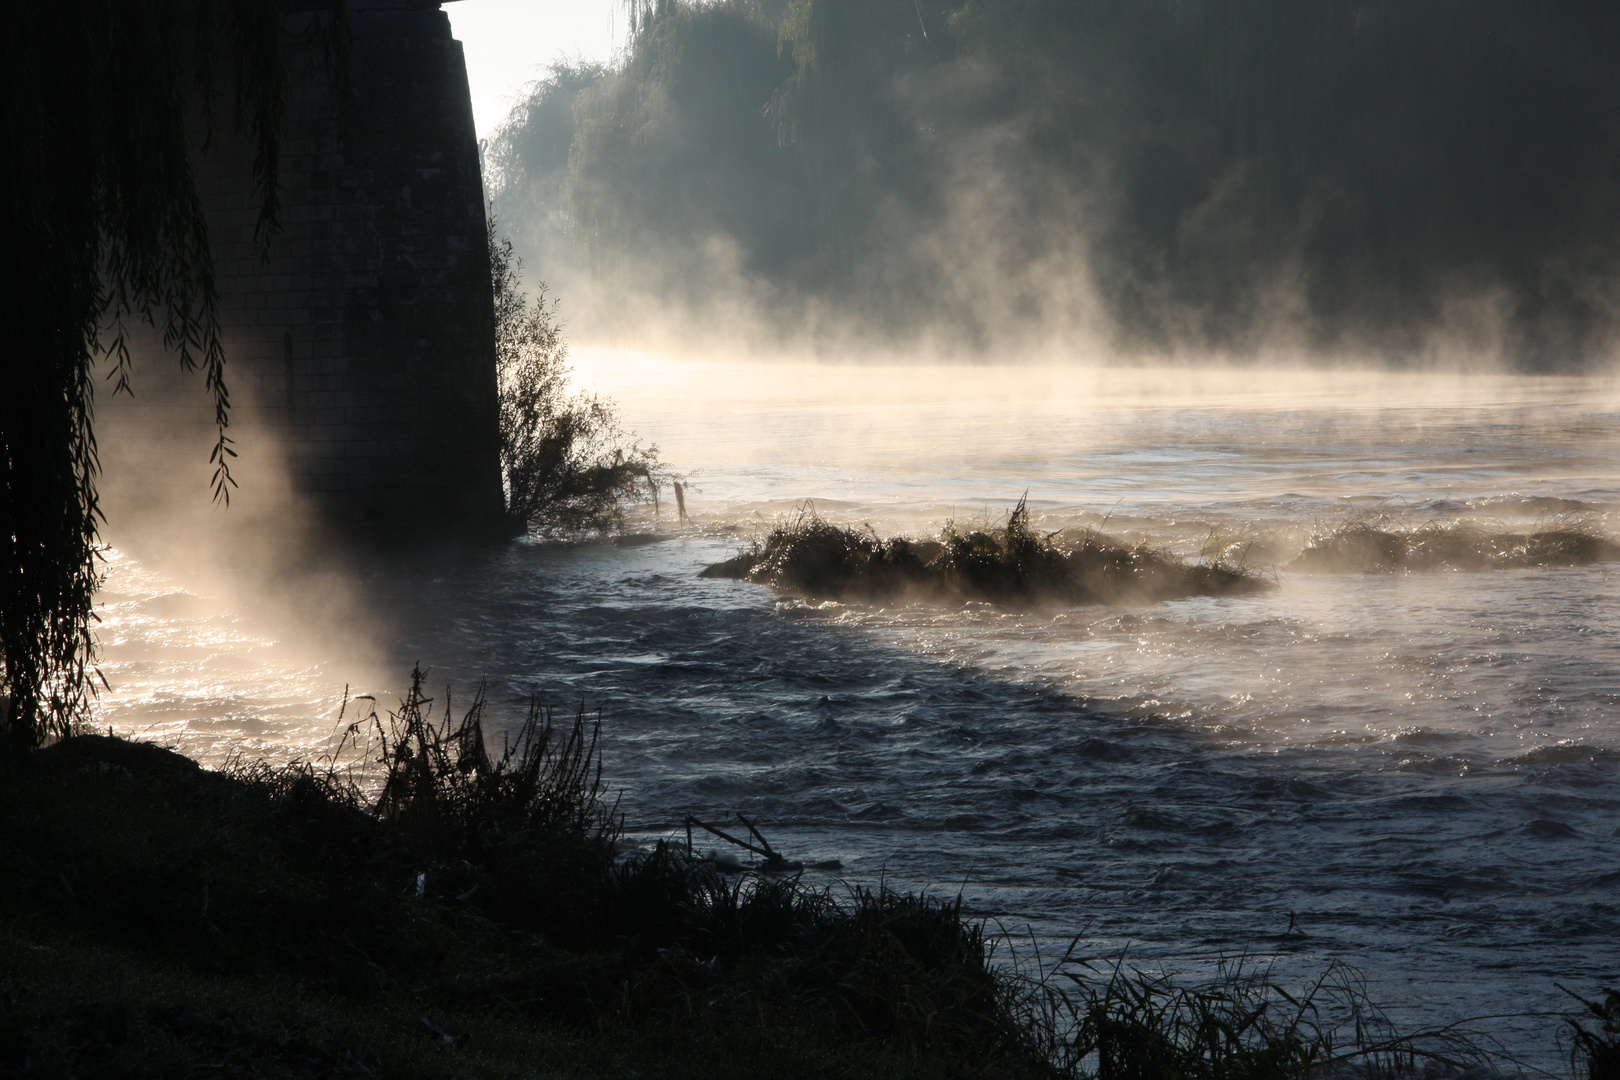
[96,357,1620,1065]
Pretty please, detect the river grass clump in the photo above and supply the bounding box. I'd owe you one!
[704,499,1265,607]
[1289,518,1620,574]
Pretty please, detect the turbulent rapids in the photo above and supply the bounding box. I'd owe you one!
[1287,519,1620,573]
[93,360,1620,1066]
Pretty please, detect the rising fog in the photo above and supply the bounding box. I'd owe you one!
[484,0,1620,367]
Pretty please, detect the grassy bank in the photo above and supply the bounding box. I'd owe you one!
[703,500,1264,607]
[2,673,1613,1078]
[0,673,1030,1079]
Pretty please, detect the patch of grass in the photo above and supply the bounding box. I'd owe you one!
[703,498,1265,608]
[1289,516,1620,573]
[1020,956,1495,1080]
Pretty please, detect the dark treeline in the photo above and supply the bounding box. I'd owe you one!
[486,0,1620,364]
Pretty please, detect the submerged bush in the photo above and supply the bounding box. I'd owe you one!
[704,498,1265,607]
[1289,517,1620,574]
[491,222,669,534]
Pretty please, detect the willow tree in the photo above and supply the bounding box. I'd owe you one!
[0,2,343,757]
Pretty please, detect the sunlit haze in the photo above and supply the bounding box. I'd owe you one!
[17,6,1620,1073]
[447,0,620,137]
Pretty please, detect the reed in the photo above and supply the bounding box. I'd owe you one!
[704,497,1265,607]
[1011,952,1507,1080]
[1563,987,1620,1080]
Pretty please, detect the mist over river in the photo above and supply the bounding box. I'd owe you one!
[97,359,1620,1063]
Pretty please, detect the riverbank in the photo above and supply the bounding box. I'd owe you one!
[4,682,1613,1079]
[0,684,1035,1079]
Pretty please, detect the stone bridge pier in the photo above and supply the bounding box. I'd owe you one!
[111,0,508,534]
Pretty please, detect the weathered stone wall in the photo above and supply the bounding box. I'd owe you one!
[110,0,506,532]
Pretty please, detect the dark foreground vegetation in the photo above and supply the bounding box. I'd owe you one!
[1288,519,1620,574]
[2,674,1013,1079]
[704,501,1264,607]
[3,669,1616,1078]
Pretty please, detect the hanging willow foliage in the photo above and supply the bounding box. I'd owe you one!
[0,1,345,757]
